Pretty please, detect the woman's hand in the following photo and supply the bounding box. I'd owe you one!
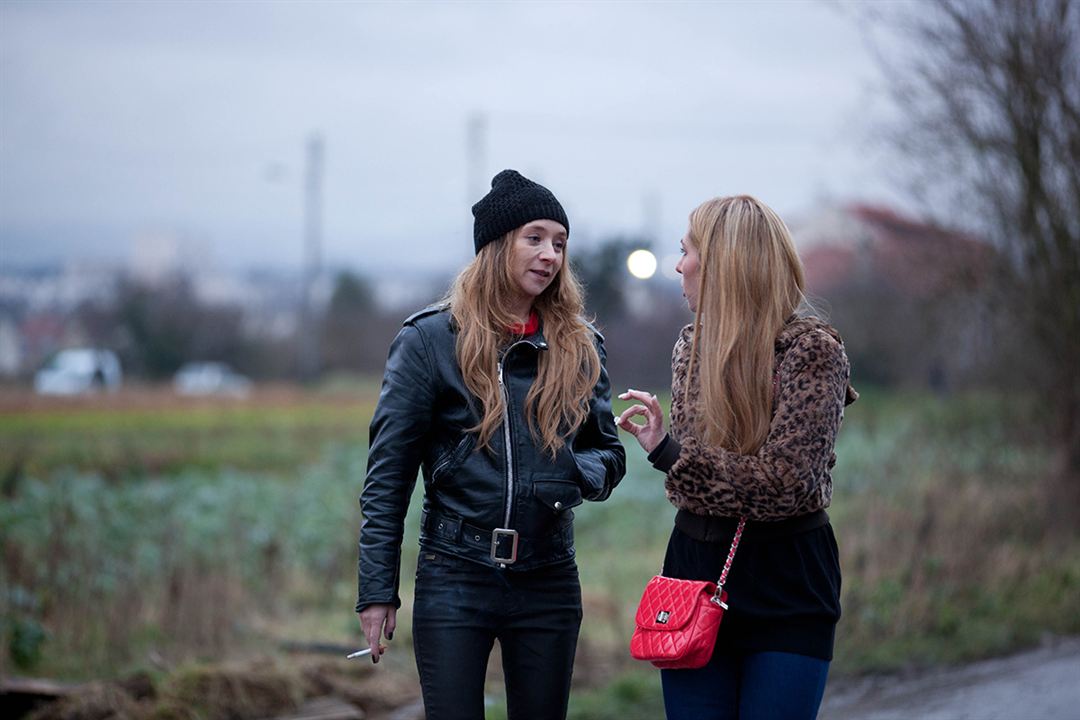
[615,389,667,454]
[357,603,395,664]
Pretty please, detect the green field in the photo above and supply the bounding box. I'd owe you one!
[0,387,378,479]
[2,386,1078,718]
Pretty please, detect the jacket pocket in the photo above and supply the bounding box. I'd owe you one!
[533,478,583,514]
[431,434,476,486]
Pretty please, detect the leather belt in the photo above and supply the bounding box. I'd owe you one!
[421,509,573,566]
[675,508,829,543]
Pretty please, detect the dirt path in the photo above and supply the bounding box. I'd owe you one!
[820,637,1080,720]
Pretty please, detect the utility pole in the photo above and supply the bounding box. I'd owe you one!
[466,112,487,204]
[642,190,661,246]
[298,132,323,381]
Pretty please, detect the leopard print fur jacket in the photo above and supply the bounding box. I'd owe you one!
[664,316,858,521]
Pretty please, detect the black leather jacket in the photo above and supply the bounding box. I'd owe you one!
[356,306,626,611]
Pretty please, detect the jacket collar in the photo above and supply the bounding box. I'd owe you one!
[510,319,548,352]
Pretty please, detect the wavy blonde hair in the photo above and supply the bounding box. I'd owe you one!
[684,195,806,454]
[446,231,600,457]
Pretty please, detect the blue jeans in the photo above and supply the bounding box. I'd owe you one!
[412,550,582,720]
[661,649,830,720]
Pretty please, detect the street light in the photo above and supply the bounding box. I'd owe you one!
[626,249,657,279]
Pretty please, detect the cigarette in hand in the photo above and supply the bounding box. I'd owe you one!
[346,644,387,659]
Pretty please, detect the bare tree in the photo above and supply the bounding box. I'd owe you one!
[874,0,1080,483]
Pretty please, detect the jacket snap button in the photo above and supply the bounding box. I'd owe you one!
[438,522,445,529]
[554,501,563,510]
[474,534,481,541]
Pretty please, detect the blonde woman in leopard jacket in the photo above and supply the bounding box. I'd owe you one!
[617,195,857,720]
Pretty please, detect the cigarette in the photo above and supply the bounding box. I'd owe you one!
[346,648,373,659]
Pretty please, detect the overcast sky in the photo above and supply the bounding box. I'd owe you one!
[0,0,904,275]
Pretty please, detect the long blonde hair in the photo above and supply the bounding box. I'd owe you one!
[685,195,806,454]
[446,231,600,457]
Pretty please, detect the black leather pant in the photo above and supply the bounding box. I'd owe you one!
[412,550,583,720]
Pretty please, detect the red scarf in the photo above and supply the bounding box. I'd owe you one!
[507,310,539,336]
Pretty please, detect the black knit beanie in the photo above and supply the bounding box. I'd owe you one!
[471,169,569,254]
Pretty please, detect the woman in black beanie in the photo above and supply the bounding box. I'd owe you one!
[356,170,625,720]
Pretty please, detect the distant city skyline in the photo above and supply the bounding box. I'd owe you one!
[1,1,907,274]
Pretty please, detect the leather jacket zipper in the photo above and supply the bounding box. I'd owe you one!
[494,338,548,569]
[497,359,515,535]
[432,435,470,483]
[432,451,455,482]
[494,338,547,567]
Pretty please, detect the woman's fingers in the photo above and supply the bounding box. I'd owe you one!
[361,624,379,663]
[618,390,666,454]
[618,389,652,403]
[615,404,648,433]
[368,625,383,663]
[385,607,397,642]
[358,605,393,664]
[619,390,662,423]
[619,389,662,415]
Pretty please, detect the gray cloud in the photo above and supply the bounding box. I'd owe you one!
[0,0,902,273]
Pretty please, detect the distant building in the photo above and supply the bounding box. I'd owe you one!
[0,260,119,314]
[790,204,996,390]
[792,203,992,299]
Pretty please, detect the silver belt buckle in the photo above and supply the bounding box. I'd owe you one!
[491,528,519,564]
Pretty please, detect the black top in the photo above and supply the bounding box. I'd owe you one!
[649,435,842,661]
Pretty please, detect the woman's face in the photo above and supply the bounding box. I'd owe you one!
[509,219,567,305]
[676,232,700,312]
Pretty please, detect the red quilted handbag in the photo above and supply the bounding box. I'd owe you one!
[630,517,746,669]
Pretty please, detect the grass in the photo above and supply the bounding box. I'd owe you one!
[2,383,1078,719]
[826,389,1080,672]
[0,450,366,677]
[0,385,378,479]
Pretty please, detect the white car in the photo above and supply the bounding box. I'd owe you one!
[173,362,252,397]
[34,348,123,395]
